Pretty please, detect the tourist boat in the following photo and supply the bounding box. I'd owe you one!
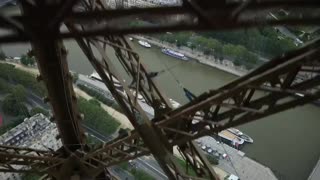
[138,40,151,48]
[216,130,245,149]
[227,128,254,143]
[161,48,189,61]
[89,72,123,89]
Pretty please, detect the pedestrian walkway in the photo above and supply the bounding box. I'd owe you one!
[198,136,277,180]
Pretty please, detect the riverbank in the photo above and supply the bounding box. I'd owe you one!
[133,35,248,77]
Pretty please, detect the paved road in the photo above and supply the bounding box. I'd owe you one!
[135,157,168,180]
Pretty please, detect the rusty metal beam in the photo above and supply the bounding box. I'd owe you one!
[1,16,319,43]
[0,145,64,174]
[87,39,320,169]
[20,1,85,152]
[0,0,319,179]
[1,0,320,43]
[66,21,186,178]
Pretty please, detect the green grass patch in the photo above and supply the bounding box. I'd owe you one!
[78,97,120,136]
[175,157,197,177]
[119,162,155,180]
[77,84,123,113]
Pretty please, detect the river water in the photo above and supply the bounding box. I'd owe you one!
[1,37,320,179]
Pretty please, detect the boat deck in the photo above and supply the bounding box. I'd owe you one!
[219,130,238,140]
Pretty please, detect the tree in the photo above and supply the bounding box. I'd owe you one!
[20,54,35,66]
[78,98,120,136]
[206,155,219,165]
[222,44,237,57]
[72,73,79,83]
[12,85,27,102]
[2,85,28,116]
[2,95,29,116]
[0,78,12,93]
[233,58,242,66]
[0,50,6,60]
[0,63,47,96]
[201,28,296,57]
[30,107,49,116]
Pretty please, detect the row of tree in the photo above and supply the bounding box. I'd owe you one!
[77,83,123,113]
[0,80,48,136]
[200,28,296,58]
[20,54,36,66]
[0,50,36,66]
[157,32,261,69]
[77,97,120,136]
[0,81,49,117]
[0,63,46,96]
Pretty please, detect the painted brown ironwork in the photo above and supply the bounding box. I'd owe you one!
[0,145,64,174]
[0,0,319,179]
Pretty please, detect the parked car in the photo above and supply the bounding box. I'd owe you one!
[224,174,240,180]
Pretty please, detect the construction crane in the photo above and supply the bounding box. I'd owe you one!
[0,0,319,179]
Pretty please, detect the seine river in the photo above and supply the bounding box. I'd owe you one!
[1,37,320,180]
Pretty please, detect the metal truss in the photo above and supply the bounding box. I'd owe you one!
[155,39,320,146]
[83,132,149,171]
[83,36,320,174]
[0,145,63,173]
[1,1,320,42]
[0,0,319,179]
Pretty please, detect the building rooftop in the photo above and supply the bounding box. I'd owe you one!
[0,114,62,180]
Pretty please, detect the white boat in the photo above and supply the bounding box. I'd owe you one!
[218,130,245,148]
[161,48,188,61]
[227,128,253,143]
[89,72,123,89]
[138,40,151,48]
[169,98,180,108]
[129,37,133,41]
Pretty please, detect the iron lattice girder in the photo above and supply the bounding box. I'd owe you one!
[155,40,320,145]
[0,0,319,179]
[0,145,64,173]
[1,0,320,42]
[87,37,320,166]
[83,132,149,168]
[66,0,221,178]
[65,0,320,179]
[66,23,189,180]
